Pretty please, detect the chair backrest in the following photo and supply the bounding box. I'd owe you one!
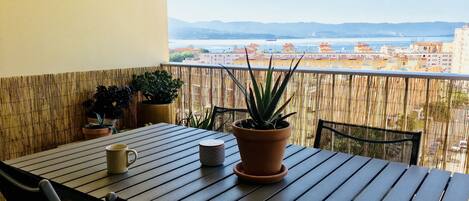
[209,106,248,132]
[0,162,60,201]
[0,161,117,201]
[314,119,422,165]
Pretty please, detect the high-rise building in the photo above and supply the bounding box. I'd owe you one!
[452,24,469,73]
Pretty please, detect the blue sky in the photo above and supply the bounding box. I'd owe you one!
[168,0,469,23]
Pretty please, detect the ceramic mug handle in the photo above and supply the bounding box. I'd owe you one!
[126,149,138,167]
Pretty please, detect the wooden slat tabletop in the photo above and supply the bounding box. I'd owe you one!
[4,124,469,201]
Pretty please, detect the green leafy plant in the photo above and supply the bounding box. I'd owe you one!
[179,110,212,130]
[222,49,303,130]
[131,70,184,104]
[170,51,194,62]
[82,85,133,119]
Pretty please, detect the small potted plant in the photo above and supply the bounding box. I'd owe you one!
[132,70,183,125]
[82,113,113,140]
[82,85,132,128]
[222,50,303,183]
[179,110,212,130]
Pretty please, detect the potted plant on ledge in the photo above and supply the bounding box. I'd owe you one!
[82,113,113,140]
[223,50,303,183]
[132,70,183,126]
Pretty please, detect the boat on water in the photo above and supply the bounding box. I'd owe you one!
[266,39,278,42]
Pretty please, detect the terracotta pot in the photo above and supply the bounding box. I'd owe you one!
[139,102,176,126]
[232,119,291,176]
[82,127,112,140]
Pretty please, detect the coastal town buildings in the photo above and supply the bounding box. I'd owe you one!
[187,53,244,65]
[405,53,453,70]
[319,43,334,53]
[171,26,469,73]
[354,42,374,53]
[282,43,296,53]
[410,42,443,53]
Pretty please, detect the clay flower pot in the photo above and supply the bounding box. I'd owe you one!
[138,102,176,126]
[82,127,112,140]
[232,119,291,176]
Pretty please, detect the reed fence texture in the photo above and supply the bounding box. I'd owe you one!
[162,63,469,174]
[0,67,158,161]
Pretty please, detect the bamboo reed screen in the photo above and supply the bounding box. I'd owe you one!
[162,63,469,174]
[0,67,158,161]
[2,64,469,174]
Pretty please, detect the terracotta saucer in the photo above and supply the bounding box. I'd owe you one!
[233,162,288,184]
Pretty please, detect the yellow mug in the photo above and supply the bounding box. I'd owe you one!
[105,144,138,174]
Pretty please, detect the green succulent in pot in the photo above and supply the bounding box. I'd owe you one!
[178,110,212,130]
[82,113,113,140]
[222,50,303,130]
[222,49,303,182]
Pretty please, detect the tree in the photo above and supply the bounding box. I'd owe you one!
[396,112,420,130]
[170,52,194,62]
[425,90,469,122]
[452,91,469,107]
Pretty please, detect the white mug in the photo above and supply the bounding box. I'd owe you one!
[105,144,138,174]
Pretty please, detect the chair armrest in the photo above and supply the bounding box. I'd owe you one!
[38,179,61,201]
[105,192,118,201]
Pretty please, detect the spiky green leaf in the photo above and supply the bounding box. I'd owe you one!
[221,65,246,96]
[263,55,304,120]
[264,55,275,109]
[271,74,282,96]
[277,112,297,123]
[245,49,264,115]
[272,94,295,119]
[248,87,264,123]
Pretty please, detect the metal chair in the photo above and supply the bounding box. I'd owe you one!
[0,163,60,201]
[0,162,124,201]
[314,119,422,165]
[209,106,248,132]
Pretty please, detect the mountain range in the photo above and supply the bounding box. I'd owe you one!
[169,18,465,39]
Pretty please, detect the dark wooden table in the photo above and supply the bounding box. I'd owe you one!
[4,124,469,201]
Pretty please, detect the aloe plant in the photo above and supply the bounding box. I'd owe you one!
[222,49,303,130]
[85,113,118,133]
[179,110,212,130]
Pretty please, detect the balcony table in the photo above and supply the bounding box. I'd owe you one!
[3,123,469,201]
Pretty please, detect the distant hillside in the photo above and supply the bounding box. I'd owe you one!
[169,18,465,39]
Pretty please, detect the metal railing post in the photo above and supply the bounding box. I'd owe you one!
[209,68,213,108]
[421,78,430,166]
[442,81,454,170]
[383,77,389,160]
[347,75,353,153]
[188,66,193,114]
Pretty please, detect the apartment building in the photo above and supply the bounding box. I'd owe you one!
[197,53,245,65]
[453,25,469,73]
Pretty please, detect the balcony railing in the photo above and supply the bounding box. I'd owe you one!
[162,62,469,174]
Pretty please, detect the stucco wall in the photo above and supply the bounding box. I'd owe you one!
[0,0,169,77]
